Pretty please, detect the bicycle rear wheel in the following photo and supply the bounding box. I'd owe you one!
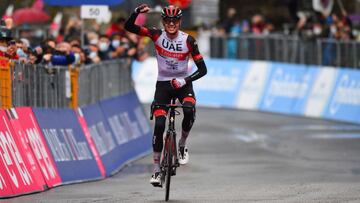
[165,134,173,201]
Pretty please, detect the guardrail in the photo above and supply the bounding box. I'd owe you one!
[1,59,133,109]
[210,34,360,69]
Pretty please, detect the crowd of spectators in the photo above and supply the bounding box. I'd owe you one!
[0,16,149,67]
[1,2,358,66]
[214,3,356,41]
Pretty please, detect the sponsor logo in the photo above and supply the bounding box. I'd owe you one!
[0,117,32,188]
[42,128,92,162]
[165,60,179,70]
[26,127,57,180]
[88,122,115,156]
[236,62,268,109]
[304,68,337,117]
[108,111,142,145]
[265,68,309,107]
[155,44,188,60]
[329,74,360,115]
[161,39,183,51]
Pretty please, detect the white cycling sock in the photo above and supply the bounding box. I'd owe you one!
[153,152,161,173]
[179,130,189,147]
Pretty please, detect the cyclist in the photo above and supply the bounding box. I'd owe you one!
[125,4,207,186]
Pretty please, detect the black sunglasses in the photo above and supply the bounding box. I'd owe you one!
[163,17,180,24]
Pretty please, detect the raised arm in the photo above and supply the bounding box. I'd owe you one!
[125,4,160,39]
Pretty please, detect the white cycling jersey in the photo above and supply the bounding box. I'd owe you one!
[153,30,191,81]
[125,12,204,82]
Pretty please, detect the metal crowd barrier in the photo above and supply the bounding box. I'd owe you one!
[210,34,360,69]
[77,59,133,107]
[11,63,68,108]
[6,59,133,109]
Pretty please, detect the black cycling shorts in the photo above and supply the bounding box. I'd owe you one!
[153,80,196,108]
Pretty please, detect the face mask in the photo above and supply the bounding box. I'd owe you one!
[74,53,81,64]
[90,38,98,45]
[17,48,27,58]
[330,26,337,34]
[111,40,120,48]
[99,42,109,51]
[0,46,7,52]
[89,51,97,59]
[313,27,322,35]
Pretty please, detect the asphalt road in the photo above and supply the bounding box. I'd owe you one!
[6,107,360,203]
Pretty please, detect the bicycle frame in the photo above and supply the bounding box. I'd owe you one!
[150,98,183,201]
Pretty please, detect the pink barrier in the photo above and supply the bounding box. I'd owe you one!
[0,110,44,196]
[6,109,47,190]
[0,161,14,197]
[15,107,62,188]
[76,108,106,178]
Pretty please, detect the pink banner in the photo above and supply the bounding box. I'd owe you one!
[0,161,14,198]
[15,107,62,188]
[6,109,47,191]
[0,110,42,195]
[76,108,106,177]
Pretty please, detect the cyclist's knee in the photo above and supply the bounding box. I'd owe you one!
[154,115,166,135]
[154,108,167,136]
[182,101,195,119]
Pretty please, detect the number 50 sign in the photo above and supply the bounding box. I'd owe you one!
[81,5,109,19]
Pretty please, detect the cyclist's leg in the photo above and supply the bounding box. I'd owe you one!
[152,81,172,173]
[177,82,196,145]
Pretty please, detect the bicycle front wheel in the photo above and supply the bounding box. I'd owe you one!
[165,134,173,201]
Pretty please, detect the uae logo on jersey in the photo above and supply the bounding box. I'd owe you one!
[162,39,183,51]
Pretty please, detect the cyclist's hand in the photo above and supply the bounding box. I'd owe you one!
[135,4,150,13]
[170,78,186,89]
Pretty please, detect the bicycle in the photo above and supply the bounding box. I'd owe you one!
[150,98,192,201]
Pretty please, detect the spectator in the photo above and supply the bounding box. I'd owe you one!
[15,39,28,62]
[251,14,266,34]
[125,32,140,58]
[86,43,101,64]
[71,44,87,65]
[27,48,39,65]
[109,32,128,58]
[106,17,126,38]
[221,7,237,34]
[69,38,81,47]
[43,42,75,66]
[0,21,18,60]
[98,35,111,60]
[64,16,82,42]
[134,36,149,62]
[86,31,99,46]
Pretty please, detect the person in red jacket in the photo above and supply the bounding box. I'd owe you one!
[0,21,18,60]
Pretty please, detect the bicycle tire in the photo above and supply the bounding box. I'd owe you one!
[165,134,173,201]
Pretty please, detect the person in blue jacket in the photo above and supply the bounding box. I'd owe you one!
[42,42,75,66]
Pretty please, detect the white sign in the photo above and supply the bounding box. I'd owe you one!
[81,5,109,19]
